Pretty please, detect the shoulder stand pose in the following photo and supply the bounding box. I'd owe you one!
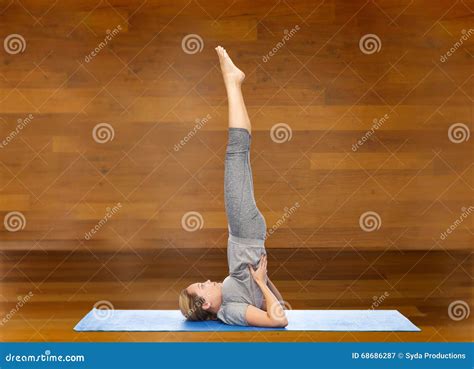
[178,46,288,328]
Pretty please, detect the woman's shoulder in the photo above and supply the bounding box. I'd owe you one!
[217,301,250,326]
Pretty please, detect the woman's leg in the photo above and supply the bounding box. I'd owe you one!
[216,46,266,241]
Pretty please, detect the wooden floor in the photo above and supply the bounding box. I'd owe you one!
[0,0,473,342]
[1,248,472,341]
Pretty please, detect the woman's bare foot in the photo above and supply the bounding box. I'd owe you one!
[215,46,245,87]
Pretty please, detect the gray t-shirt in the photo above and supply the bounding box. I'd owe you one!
[217,234,267,326]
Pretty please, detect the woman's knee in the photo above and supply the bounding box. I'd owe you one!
[226,128,251,154]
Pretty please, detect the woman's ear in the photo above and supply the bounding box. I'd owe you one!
[202,301,211,310]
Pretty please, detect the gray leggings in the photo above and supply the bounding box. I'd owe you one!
[224,128,267,241]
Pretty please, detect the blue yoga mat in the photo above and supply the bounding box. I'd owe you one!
[74,309,420,332]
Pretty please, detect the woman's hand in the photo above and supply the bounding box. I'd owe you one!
[246,254,288,328]
[249,254,267,284]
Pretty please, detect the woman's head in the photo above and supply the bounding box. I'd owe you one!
[179,280,223,321]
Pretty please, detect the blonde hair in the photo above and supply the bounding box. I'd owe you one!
[179,288,217,321]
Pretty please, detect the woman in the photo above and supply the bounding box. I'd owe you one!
[178,46,288,328]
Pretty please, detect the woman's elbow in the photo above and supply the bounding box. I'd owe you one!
[271,317,288,328]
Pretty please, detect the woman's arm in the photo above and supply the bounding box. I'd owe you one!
[267,278,284,303]
[245,254,288,327]
[260,279,284,311]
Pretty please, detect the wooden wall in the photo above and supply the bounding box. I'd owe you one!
[0,0,472,254]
